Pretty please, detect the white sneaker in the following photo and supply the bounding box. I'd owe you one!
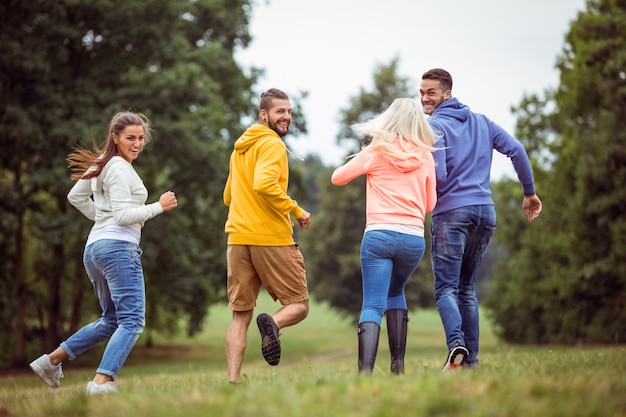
[29,354,64,388]
[86,381,119,395]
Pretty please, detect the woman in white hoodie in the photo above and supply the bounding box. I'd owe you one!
[29,111,177,394]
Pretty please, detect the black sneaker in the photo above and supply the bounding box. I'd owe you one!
[442,343,468,371]
[256,313,281,366]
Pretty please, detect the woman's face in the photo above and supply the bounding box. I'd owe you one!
[112,125,145,163]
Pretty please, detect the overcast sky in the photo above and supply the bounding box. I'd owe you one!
[236,0,587,179]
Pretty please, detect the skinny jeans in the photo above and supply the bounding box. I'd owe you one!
[359,230,426,324]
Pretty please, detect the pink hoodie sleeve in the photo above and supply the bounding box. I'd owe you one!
[425,152,437,214]
[331,148,372,186]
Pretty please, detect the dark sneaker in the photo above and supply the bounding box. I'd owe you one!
[29,354,64,388]
[256,313,281,366]
[442,343,469,371]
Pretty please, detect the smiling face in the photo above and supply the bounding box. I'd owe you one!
[261,98,292,137]
[419,79,451,115]
[112,125,145,163]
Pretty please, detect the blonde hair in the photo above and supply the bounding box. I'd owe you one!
[351,98,436,163]
[67,111,152,180]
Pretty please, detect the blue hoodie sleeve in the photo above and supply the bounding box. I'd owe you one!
[429,121,448,188]
[491,121,536,195]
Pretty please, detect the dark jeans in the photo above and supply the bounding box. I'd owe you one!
[431,205,496,366]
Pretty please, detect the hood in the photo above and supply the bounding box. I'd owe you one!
[367,139,427,173]
[386,156,423,173]
[432,97,470,123]
[234,124,280,154]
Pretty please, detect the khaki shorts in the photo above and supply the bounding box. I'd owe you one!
[227,244,308,311]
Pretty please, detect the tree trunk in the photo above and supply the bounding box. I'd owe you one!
[69,251,86,335]
[44,242,63,350]
[12,211,27,367]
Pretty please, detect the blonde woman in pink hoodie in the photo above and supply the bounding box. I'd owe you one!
[331,98,437,375]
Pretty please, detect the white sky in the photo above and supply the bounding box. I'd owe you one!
[236,0,587,179]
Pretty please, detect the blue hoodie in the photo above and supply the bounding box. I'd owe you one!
[428,97,536,216]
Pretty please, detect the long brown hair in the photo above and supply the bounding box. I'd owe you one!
[67,111,152,180]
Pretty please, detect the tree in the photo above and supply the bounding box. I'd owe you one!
[485,0,626,343]
[301,58,435,323]
[0,0,257,367]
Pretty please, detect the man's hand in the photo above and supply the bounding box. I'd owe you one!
[523,194,542,222]
[297,210,311,230]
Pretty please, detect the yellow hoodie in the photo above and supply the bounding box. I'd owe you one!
[223,124,304,246]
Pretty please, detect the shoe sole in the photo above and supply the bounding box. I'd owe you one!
[442,345,469,371]
[256,313,281,366]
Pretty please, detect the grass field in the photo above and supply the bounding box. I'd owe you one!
[1,292,624,417]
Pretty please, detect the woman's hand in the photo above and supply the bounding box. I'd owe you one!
[159,191,178,212]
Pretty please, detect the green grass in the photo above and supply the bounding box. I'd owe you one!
[1,292,625,417]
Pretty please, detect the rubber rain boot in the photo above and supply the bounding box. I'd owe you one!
[357,321,380,374]
[386,309,408,375]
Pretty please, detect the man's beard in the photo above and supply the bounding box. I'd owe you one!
[268,119,288,137]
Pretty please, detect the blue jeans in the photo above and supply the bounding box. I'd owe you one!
[359,230,426,324]
[431,205,496,366]
[61,239,146,380]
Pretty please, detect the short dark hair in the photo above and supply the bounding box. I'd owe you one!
[422,68,453,91]
[260,88,289,112]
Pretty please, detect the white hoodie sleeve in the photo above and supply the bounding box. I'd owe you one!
[67,178,96,221]
[105,159,163,227]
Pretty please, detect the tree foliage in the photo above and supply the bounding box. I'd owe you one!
[485,0,626,343]
[0,0,257,367]
[301,58,435,323]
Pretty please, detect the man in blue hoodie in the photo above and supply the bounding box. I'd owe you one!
[420,68,542,370]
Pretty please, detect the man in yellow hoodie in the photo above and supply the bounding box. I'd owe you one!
[223,88,312,383]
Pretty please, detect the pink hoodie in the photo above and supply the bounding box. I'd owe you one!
[331,140,436,228]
